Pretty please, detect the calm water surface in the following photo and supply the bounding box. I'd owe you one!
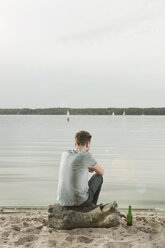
[0,115,165,209]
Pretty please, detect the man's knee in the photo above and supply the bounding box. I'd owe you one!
[99,175,103,184]
[89,173,103,187]
[95,174,103,184]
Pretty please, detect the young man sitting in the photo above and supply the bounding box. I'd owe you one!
[57,130,104,207]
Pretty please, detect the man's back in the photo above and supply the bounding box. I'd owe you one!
[57,149,97,206]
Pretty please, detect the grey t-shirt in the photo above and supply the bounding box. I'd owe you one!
[57,149,97,206]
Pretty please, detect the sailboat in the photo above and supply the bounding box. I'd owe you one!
[67,110,70,122]
[123,111,125,116]
[112,112,115,115]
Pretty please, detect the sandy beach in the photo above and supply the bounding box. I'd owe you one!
[0,208,165,248]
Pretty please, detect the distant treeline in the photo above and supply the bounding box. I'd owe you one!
[0,107,165,115]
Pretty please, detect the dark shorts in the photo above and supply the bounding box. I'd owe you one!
[80,173,103,207]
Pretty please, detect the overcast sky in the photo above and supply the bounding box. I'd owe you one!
[0,0,165,108]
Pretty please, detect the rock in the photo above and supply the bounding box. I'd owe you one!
[14,234,38,246]
[65,236,75,242]
[35,224,44,230]
[23,222,29,227]
[77,236,93,243]
[48,201,121,230]
[11,225,21,231]
[2,230,11,238]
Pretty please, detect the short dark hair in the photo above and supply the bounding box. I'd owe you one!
[75,130,92,146]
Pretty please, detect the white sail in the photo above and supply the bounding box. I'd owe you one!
[123,111,125,116]
[112,112,115,115]
[67,110,70,116]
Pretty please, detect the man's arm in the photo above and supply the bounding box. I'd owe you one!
[89,163,104,176]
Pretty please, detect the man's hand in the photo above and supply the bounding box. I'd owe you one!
[88,167,94,173]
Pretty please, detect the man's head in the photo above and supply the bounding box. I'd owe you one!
[75,130,92,152]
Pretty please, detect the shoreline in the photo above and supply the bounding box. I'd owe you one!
[1,206,165,213]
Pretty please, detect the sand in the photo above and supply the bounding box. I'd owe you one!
[0,208,165,248]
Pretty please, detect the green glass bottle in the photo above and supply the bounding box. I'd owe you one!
[127,205,132,226]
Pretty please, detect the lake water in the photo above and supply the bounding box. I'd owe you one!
[0,115,165,209]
